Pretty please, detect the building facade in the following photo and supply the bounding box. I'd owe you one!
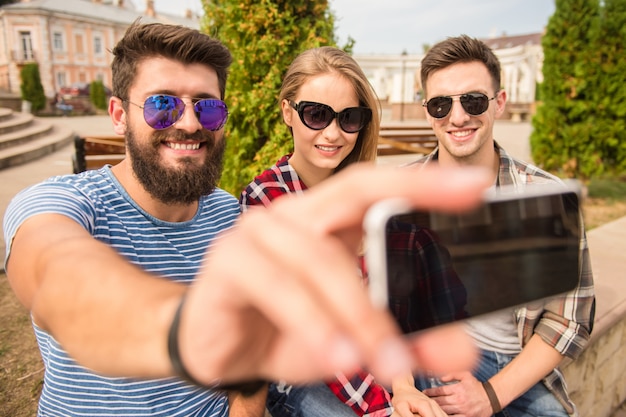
[0,1,542,121]
[354,32,544,120]
[0,0,199,101]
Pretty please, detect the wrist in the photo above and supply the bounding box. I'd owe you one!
[482,380,502,414]
[168,293,203,385]
[167,293,266,396]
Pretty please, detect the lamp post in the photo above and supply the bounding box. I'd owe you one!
[400,49,407,121]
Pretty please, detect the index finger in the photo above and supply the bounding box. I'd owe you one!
[276,164,492,239]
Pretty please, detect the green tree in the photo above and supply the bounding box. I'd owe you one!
[203,0,347,195]
[592,0,626,175]
[531,0,626,178]
[89,80,108,111]
[19,63,46,112]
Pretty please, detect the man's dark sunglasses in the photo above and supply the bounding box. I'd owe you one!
[423,92,497,119]
[126,94,229,131]
[289,100,372,133]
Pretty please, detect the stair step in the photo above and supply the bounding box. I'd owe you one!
[0,110,35,135]
[0,124,75,170]
[0,107,13,122]
[0,118,55,151]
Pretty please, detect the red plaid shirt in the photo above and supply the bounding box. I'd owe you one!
[240,154,394,417]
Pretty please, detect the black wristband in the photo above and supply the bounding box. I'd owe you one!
[482,380,503,414]
[168,294,206,386]
[167,294,266,396]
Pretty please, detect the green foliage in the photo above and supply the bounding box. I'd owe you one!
[19,63,46,112]
[587,177,626,200]
[531,0,626,179]
[202,0,339,195]
[89,80,108,111]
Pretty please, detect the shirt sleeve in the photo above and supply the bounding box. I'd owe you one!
[3,181,96,268]
[519,225,595,360]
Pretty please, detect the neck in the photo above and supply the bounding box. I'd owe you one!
[288,157,333,188]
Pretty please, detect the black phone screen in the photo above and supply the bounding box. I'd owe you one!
[383,189,581,334]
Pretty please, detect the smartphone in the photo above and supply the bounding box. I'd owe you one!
[364,181,582,335]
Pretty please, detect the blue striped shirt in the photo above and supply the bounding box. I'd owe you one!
[3,166,241,416]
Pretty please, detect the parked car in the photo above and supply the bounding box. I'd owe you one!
[58,82,112,99]
[55,82,112,115]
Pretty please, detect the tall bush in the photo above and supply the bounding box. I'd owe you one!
[19,63,46,112]
[531,0,626,178]
[592,0,626,175]
[203,0,345,195]
[89,80,108,111]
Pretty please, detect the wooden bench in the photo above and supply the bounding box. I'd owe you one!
[70,127,438,172]
[72,135,125,173]
[377,127,438,156]
[506,103,531,122]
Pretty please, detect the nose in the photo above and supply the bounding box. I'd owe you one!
[174,101,203,133]
[322,117,343,141]
[448,99,471,125]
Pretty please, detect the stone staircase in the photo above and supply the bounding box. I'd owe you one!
[0,107,75,170]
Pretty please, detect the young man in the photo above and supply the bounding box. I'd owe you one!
[3,22,491,416]
[393,35,595,417]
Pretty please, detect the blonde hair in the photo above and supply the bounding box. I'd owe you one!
[279,46,380,171]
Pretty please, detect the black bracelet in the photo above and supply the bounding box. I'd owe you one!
[168,293,206,386]
[167,293,266,396]
[482,380,503,414]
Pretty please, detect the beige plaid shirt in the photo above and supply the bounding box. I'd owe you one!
[407,142,595,416]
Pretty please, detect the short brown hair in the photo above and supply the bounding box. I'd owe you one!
[111,20,232,101]
[420,35,501,96]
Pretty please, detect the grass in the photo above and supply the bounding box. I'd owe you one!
[583,177,626,230]
[587,177,626,200]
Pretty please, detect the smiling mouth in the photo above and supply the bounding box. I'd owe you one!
[165,142,202,150]
[450,129,475,138]
[316,145,340,152]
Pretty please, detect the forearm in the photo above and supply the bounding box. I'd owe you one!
[9,215,185,379]
[488,334,564,408]
[228,383,268,417]
[392,372,416,393]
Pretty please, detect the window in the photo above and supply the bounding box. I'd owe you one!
[75,34,84,54]
[94,36,103,55]
[56,72,67,88]
[19,31,34,61]
[53,32,64,51]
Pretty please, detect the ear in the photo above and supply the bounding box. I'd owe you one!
[494,89,507,118]
[109,96,127,135]
[281,99,294,128]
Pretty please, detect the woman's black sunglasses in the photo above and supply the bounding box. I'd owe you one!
[289,100,372,133]
[423,92,497,119]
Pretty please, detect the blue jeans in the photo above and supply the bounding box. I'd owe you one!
[415,349,569,417]
[266,382,356,417]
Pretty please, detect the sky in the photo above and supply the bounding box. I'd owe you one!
[151,0,556,55]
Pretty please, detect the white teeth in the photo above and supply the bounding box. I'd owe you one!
[316,145,339,151]
[167,142,200,150]
[451,130,473,138]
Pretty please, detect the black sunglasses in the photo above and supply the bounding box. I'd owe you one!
[126,94,229,131]
[289,100,372,133]
[423,92,497,119]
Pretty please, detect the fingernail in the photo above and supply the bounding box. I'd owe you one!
[329,335,360,370]
[375,338,412,381]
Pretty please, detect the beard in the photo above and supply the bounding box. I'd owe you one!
[125,125,226,205]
